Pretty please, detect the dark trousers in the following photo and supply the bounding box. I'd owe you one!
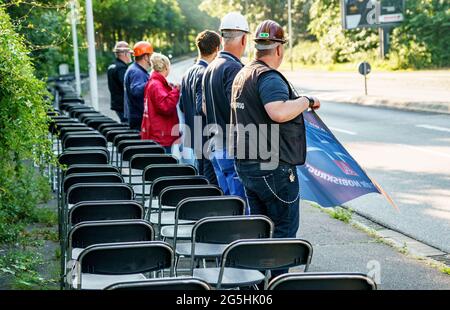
[235,161,300,238]
[236,161,300,277]
[114,110,127,123]
[129,117,142,130]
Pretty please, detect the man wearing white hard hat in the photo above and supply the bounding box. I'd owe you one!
[202,12,249,207]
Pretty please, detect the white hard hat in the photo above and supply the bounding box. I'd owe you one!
[219,12,250,33]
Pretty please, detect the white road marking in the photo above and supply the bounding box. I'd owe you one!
[416,124,450,133]
[329,127,358,136]
[399,144,450,160]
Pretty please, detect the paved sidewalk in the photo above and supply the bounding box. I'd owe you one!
[298,203,450,290]
[283,69,450,114]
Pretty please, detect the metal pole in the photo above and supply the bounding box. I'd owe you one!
[70,0,81,96]
[379,27,385,59]
[364,63,368,95]
[85,0,99,110]
[288,0,293,71]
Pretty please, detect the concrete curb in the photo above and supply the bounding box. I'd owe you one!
[339,206,450,271]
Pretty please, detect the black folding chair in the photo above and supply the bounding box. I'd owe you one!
[66,183,134,209]
[70,241,174,290]
[195,238,313,289]
[99,123,129,136]
[117,140,158,157]
[68,200,144,227]
[150,185,223,233]
[119,144,163,172]
[166,196,245,274]
[184,215,273,277]
[86,119,117,130]
[63,135,107,150]
[268,272,377,290]
[105,277,211,290]
[141,164,197,207]
[128,154,179,197]
[111,133,142,164]
[64,218,152,282]
[66,220,155,274]
[145,175,209,211]
[64,164,119,179]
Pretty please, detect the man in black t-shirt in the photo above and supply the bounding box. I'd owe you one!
[232,20,321,243]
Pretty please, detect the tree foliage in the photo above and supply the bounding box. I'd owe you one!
[307,0,449,69]
[0,6,53,243]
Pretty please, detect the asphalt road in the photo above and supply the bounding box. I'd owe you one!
[167,58,450,253]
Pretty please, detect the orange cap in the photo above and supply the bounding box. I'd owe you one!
[133,41,154,57]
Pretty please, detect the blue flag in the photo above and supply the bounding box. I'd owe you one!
[297,111,381,208]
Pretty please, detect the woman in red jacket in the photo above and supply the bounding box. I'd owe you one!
[141,53,180,153]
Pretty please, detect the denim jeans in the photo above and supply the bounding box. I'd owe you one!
[235,161,300,239]
[210,149,246,202]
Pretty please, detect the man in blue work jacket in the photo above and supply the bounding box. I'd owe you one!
[202,12,249,202]
[179,30,221,186]
[124,41,153,130]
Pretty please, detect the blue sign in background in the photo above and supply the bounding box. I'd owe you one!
[298,111,381,208]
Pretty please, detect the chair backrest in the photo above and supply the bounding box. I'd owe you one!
[77,241,173,281]
[117,140,158,155]
[61,131,100,143]
[69,200,143,226]
[105,278,211,290]
[216,238,313,289]
[51,120,81,134]
[73,110,98,119]
[58,151,108,166]
[63,173,124,194]
[159,185,223,208]
[87,120,117,130]
[63,135,107,149]
[99,124,129,136]
[149,176,208,201]
[112,133,141,146]
[79,115,107,124]
[106,130,140,143]
[177,196,245,222]
[143,164,197,182]
[193,215,273,244]
[129,154,178,171]
[58,127,93,139]
[267,272,377,290]
[222,238,313,271]
[64,164,119,178]
[69,220,154,249]
[67,183,134,205]
[121,145,165,162]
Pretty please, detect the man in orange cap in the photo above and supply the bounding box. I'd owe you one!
[124,41,154,129]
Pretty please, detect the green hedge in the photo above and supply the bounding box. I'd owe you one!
[0,7,53,243]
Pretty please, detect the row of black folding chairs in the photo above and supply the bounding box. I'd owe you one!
[47,102,377,291]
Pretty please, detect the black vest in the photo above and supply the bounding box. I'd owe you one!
[230,60,307,166]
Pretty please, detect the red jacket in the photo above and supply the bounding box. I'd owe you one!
[141,71,180,146]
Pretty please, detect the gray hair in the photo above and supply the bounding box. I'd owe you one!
[150,53,170,72]
[221,30,246,44]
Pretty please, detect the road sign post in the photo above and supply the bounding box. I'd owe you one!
[341,0,404,58]
[358,61,371,95]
